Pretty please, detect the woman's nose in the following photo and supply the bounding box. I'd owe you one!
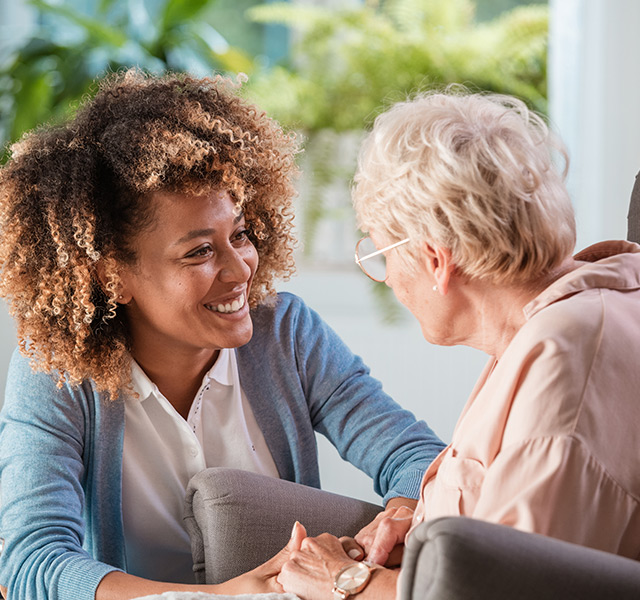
[218,246,254,283]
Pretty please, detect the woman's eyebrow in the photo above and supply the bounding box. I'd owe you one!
[174,214,245,246]
[175,229,214,245]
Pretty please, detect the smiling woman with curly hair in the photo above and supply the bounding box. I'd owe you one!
[0,69,297,397]
[0,70,443,600]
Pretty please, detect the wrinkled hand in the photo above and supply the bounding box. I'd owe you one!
[224,521,308,594]
[354,504,415,567]
[278,532,355,600]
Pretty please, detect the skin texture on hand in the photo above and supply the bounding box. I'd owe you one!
[354,499,416,567]
[278,526,399,600]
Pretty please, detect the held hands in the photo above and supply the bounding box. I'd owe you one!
[352,502,416,567]
[238,499,416,599]
[277,523,400,600]
[277,524,356,600]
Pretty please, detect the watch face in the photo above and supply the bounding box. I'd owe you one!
[335,562,372,594]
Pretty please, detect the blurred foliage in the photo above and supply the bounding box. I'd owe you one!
[475,0,546,22]
[0,0,255,162]
[245,0,548,132]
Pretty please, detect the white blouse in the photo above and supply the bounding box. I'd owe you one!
[122,349,279,583]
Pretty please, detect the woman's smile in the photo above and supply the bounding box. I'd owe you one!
[204,291,247,314]
[118,188,259,363]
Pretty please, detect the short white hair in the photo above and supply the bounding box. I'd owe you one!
[352,87,576,285]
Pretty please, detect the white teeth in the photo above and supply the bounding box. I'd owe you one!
[208,294,245,314]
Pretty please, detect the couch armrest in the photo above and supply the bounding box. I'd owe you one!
[184,468,382,584]
[399,516,640,600]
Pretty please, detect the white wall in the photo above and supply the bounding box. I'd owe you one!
[0,308,16,405]
[549,0,640,249]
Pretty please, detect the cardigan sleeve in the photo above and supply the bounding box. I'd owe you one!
[0,350,120,600]
[276,293,444,503]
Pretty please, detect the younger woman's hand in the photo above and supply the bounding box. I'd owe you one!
[225,521,308,594]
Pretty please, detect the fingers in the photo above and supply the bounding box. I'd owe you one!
[278,533,351,600]
[354,512,385,550]
[289,521,307,552]
[354,505,414,564]
[354,505,414,550]
[278,521,308,564]
[300,532,347,556]
[339,536,364,561]
[362,512,414,566]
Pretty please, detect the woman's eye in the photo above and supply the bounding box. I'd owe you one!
[187,245,213,258]
[233,229,251,244]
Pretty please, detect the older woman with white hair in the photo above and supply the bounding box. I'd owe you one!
[276,89,640,600]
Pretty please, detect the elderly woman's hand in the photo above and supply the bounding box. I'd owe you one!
[352,499,415,567]
[277,532,355,600]
[278,531,401,600]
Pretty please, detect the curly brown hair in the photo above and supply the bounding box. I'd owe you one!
[0,69,299,398]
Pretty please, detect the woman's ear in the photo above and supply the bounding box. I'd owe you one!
[421,242,455,295]
[95,259,132,304]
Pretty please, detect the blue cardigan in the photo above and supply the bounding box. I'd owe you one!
[0,293,444,600]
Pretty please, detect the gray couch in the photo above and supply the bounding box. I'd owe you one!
[185,467,640,599]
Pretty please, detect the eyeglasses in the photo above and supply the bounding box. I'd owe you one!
[354,236,410,282]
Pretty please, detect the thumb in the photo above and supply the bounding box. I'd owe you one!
[264,521,308,572]
[288,520,307,552]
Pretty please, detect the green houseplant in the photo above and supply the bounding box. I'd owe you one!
[0,0,254,162]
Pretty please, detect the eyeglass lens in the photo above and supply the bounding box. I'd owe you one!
[357,237,387,281]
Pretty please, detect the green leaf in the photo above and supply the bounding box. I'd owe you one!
[189,24,255,74]
[10,71,55,140]
[30,0,128,47]
[97,0,119,15]
[159,0,216,33]
[248,2,332,28]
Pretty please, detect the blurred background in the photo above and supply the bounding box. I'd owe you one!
[1,0,639,502]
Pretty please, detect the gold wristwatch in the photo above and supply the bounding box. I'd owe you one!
[332,561,378,600]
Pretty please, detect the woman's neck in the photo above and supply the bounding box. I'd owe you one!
[131,345,219,419]
[456,257,583,359]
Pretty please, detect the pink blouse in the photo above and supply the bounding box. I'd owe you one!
[410,241,640,560]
